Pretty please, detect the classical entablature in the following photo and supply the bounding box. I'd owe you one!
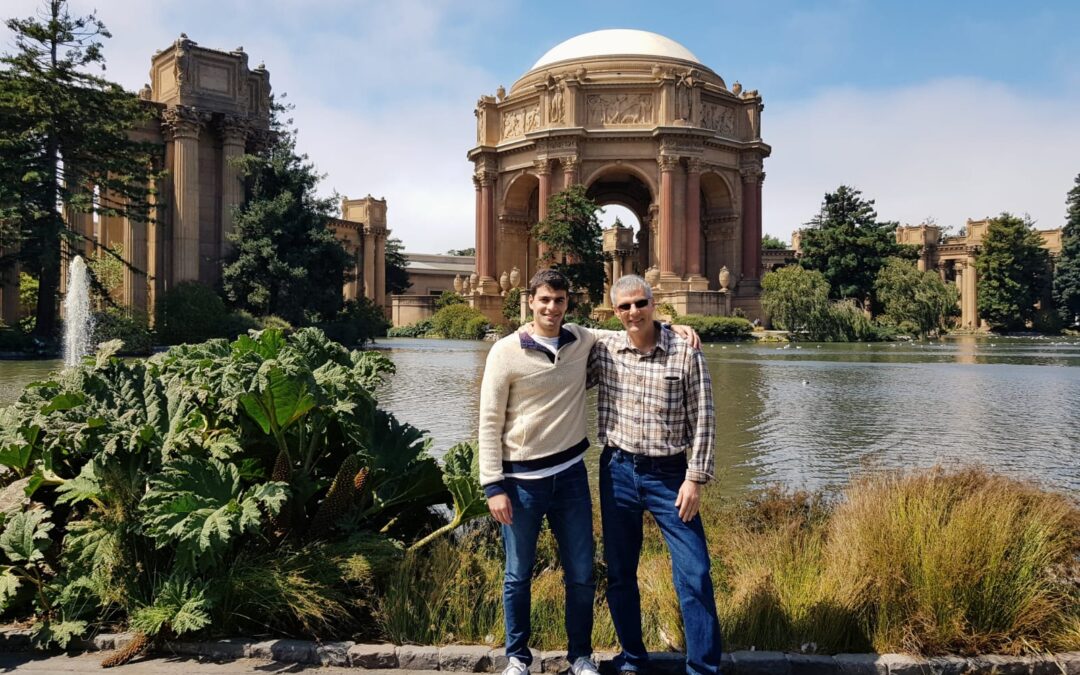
[465,29,771,320]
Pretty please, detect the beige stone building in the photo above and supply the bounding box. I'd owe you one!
[896,219,1062,329]
[465,29,770,323]
[389,252,475,326]
[0,36,389,327]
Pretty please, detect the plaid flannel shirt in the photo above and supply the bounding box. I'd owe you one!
[587,322,716,483]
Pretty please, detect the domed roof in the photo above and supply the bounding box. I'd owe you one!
[530,29,701,71]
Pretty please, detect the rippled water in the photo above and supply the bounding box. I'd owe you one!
[3,335,1079,496]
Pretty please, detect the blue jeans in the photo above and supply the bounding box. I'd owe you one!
[599,446,722,675]
[502,460,595,666]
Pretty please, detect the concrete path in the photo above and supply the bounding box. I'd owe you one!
[0,652,442,673]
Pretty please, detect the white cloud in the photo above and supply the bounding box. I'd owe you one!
[764,78,1080,242]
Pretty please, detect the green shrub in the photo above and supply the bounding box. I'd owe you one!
[222,309,261,339]
[502,288,522,322]
[677,315,754,341]
[155,281,231,345]
[260,315,294,333]
[434,291,466,311]
[826,300,882,342]
[429,303,489,339]
[319,298,390,347]
[599,316,624,331]
[92,307,152,355]
[387,319,433,338]
[0,327,37,353]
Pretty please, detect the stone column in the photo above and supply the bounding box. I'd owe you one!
[124,182,149,312]
[658,156,679,286]
[478,170,497,292]
[477,173,486,280]
[163,106,203,284]
[219,116,248,261]
[954,264,965,324]
[963,253,979,328]
[536,160,551,261]
[375,231,387,309]
[562,157,578,189]
[362,226,376,301]
[740,166,763,282]
[684,158,706,289]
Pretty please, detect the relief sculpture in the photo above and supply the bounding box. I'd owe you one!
[586,94,654,126]
[700,102,735,134]
[501,104,541,139]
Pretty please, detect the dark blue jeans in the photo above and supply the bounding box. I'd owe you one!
[501,460,594,666]
[599,446,722,675]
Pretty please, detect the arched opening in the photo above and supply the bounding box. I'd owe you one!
[500,173,540,283]
[586,167,654,276]
[700,171,738,290]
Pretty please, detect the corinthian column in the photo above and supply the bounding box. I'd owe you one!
[219,116,248,261]
[963,254,979,328]
[658,155,680,286]
[360,225,376,302]
[684,158,706,289]
[374,230,387,309]
[163,106,203,284]
[478,169,498,293]
[536,159,551,262]
[740,166,763,282]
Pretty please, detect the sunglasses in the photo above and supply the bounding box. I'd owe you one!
[616,298,650,312]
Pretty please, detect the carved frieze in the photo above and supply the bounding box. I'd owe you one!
[700,101,735,135]
[501,104,541,139]
[586,94,654,126]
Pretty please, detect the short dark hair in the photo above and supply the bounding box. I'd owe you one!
[527,269,570,297]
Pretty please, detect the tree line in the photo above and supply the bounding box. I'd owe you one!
[764,182,1080,337]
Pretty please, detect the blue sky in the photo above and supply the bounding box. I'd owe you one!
[3,0,1078,253]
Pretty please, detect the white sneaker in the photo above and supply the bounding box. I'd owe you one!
[503,656,529,675]
[571,656,600,675]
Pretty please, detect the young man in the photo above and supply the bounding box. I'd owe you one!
[479,269,599,675]
[588,274,722,675]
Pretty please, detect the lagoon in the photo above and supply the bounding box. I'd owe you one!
[3,334,1079,496]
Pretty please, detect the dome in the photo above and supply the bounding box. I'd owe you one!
[530,29,701,71]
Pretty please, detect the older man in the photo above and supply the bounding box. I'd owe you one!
[588,274,722,675]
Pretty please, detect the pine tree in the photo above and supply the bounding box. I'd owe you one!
[532,184,604,302]
[798,185,917,313]
[384,236,411,295]
[0,0,157,339]
[974,213,1050,331]
[1052,174,1080,327]
[220,107,351,324]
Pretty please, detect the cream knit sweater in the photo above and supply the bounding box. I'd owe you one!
[478,323,597,491]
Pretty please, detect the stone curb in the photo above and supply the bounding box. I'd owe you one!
[0,630,1075,674]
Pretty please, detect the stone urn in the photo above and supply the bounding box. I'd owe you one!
[453,275,463,294]
[509,266,521,289]
[719,266,731,291]
[469,272,479,294]
[499,270,511,294]
[461,275,471,295]
[644,266,661,289]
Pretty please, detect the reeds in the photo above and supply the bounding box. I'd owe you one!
[374,468,1079,656]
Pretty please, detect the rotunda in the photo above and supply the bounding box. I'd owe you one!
[467,29,770,318]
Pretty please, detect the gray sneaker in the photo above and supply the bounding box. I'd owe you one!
[503,656,529,675]
[570,657,600,675]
